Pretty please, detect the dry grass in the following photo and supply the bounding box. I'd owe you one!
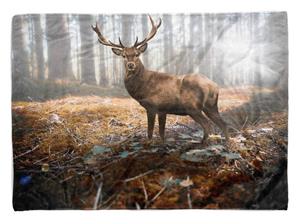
[12,86,288,210]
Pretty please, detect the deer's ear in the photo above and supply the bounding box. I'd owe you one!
[111,48,123,56]
[137,43,148,53]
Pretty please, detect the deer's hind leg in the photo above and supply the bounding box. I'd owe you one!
[203,105,229,141]
[158,113,167,142]
[146,110,156,140]
[190,112,211,145]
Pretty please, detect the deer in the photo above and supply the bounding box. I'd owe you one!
[92,15,229,145]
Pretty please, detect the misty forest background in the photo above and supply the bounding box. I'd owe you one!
[12,13,288,101]
[12,13,288,210]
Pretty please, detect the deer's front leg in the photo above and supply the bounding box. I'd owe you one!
[147,110,156,140]
[158,113,166,142]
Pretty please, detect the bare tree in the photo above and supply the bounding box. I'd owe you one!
[26,15,35,77]
[32,15,45,80]
[12,15,30,79]
[71,15,81,80]
[98,14,108,86]
[114,15,122,85]
[79,15,96,84]
[121,15,134,45]
[189,14,200,73]
[11,13,289,101]
[141,14,149,67]
[46,14,74,80]
[162,15,173,73]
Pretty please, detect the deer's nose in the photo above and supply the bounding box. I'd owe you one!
[127,62,136,70]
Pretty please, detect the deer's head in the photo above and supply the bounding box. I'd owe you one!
[92,15,161,73]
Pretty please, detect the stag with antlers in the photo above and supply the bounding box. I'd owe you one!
[92,15,229,144]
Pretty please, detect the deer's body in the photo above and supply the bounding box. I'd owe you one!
[92,16,229,144]
[124,61,218,115]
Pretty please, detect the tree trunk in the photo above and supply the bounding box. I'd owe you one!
[121,15,133,46]
[163,15,173,73]
[189,14,198,73]
[79,15,96,84]
[32,15,45,80]
[46,14,74,80]
[141,14,149,67]
[98,14,108,86]
[12,15,30,79]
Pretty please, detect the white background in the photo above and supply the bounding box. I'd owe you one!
[0,0,299,223]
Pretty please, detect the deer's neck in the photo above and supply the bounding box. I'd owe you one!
[124,59,147,100]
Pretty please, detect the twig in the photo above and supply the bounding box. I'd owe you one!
[33,149,67,165]
[101,192,118,209]
[241,116,248,130]
[145,186,166,208]
[33,156,50,165]
[65,126,83,145]
[14,169,55,173]
[185,176,193,209]
[252,116,261,126]
[93,182,103,209]
[229,125,241,133]
[61,121,92,145]
[59,175,75,184]
[14,145,39,160]
[99,152,140,172]
[124,170,154,183]
[108,132,136,146]
[141,179,148,202]
[145,176,172,208]
[135,202,141,210]
[234,160,243,173]
[64,156,82,164]
[187,187,192,209]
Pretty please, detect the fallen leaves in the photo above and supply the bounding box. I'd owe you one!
[180,176,194,187]
[12,94,288,209]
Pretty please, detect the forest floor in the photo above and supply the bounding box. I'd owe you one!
[12,86,288,210]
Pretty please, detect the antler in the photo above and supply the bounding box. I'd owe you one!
[91,23,125,49]
[133,15,162,47]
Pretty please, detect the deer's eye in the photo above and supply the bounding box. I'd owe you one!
[135,53,139,57]
[122,54,126,58]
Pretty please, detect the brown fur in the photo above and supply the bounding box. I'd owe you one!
[121,51,229,143]
[92,17,229,143]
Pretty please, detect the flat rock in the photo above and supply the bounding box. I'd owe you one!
[181,145,240,162]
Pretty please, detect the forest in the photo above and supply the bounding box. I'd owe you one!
[12,13,288,209]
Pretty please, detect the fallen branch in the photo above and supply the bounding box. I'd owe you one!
[229,125,241,133]
[241,116,248,130]
[141,179,148,202]
[187,186,192,209]
[14,145,39,160]
[101,192,119,209]
[145,176,173,208]
[135,202,141,210]
[124,170,154,183]
[33,149,68,165]
[93,181,103,209]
